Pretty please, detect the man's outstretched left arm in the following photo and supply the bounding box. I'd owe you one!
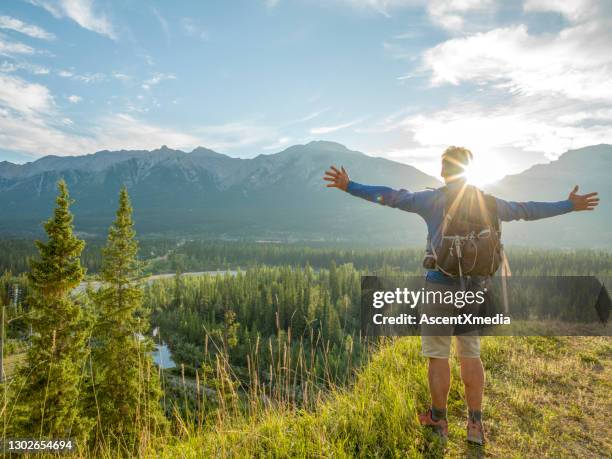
[496,185,599,222]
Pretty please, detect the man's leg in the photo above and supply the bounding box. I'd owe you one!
[459,356,484,412]
[429,357,451,410]
[457,336,486,444]
[419,281,453,439]
[419,336,451,440]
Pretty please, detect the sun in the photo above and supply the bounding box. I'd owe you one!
[464,160,505,187]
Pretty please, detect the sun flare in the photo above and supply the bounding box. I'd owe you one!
[464,160,505,187]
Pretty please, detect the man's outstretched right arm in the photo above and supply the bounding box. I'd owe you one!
[323,165,430,214]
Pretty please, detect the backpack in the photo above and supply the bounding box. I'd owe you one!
[424,184,503,278]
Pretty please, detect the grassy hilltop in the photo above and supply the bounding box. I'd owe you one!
[3,319,610,457]
[151,336,610,458]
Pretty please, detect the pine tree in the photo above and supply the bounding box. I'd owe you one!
[90,187,166,447]
[11,180,93,440]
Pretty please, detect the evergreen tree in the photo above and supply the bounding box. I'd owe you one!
[12,180,93,440]
[90,187,166,447]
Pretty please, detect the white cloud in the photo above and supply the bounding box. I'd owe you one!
[74,72,105,83]
[2,114,281,157]
[90,114,201,151]
[0,72,280,157]
[0,74,81,156]
[0,73,54,115]
[67,94,81,103]
[112,71,130,81]
[324,0,494,32]
[152,8,170,43]
[422,22,612,101]
[336,0,422,17]
[181,18,209,40]
[194,122,278,151]
[0,34,35,56]
[140,53,154,66]
[283,108,329,126]
[28,0,116,39]
[310,118,365,134]
[0,110,89,155]
[371,94,612,178]
[142,72,176,90]
[30,64,50,74]
[353,107,417,134]
[0,71,198,156]
[265,0,281,8]
[0,107,199,157]
[263,136,292,150]
[369,0,612,176]
[0,61,18,72]
[426,0,493,31]
[0,60,49,74]
[523,0,595,21]
[405,104,556,156]
[0,15,55,40]
[57,69,105,82]
[556,107,612,125]
[332,0,496,33]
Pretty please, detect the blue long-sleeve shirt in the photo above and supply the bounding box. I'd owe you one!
[346,179,574,282]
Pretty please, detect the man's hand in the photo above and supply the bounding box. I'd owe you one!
[323,165,349,191]
[568,185,599,211]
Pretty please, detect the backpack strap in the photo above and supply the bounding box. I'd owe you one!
[500,245,512,314]
[425,184,459,255]
[440,183,470,236]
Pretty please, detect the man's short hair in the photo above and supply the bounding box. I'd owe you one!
[442,146,473,177]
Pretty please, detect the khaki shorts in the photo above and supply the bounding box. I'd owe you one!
[421,334,480,359]
[420,280,482,359]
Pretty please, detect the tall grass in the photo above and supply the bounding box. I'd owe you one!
[3,334,610,457]
[154,336,438,458]
[166,318,374,428]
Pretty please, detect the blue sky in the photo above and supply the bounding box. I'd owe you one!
[1,0,611,183]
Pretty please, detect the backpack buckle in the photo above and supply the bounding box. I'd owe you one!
[478,228,491,238]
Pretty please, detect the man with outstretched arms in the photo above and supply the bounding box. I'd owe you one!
[323,146,599,445]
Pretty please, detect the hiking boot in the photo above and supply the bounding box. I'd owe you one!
[419,409,448,442]
[466,419,486,445]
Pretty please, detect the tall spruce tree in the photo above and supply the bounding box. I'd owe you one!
[90,187,166,447]
[12,180,93,440]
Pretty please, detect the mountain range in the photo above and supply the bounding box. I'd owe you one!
[1,141,609,248]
